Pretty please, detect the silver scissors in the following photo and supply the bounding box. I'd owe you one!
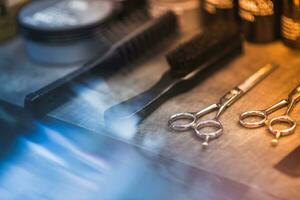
[240,84,300,146]
[169,63,277,148]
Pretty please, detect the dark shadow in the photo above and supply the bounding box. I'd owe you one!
[275,145,300,178]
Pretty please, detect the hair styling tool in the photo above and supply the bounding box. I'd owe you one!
[240,83,300,146]
[169,63,276,148]
[24,10,178,116]
[104,22,243,125]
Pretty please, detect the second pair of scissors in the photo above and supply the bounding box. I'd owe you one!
[240,84,300,146]
[169,63,277,148]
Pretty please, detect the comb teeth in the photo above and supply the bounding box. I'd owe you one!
[115,11,178,66]
[95,9,151,46]
[166,22,240,76]
[24,10,178,116]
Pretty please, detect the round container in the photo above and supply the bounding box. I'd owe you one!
[239,0,281,43]
[200,0,239,24]
[18,0,117,64]
[281,0,300,49]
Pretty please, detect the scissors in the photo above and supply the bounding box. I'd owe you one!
[169,63,277,148]
[240,84,300,146]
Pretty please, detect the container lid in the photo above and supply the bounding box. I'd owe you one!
[18,0,117,42]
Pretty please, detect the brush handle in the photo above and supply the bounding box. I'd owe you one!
[104,37,243,125]
[104,72,179,124]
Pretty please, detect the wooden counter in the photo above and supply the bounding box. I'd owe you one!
[1,4,300,199]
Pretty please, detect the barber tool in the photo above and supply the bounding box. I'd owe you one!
[17,0,147,64]
[104,22,243,125]
[200,0,239,24]
[239,0,281,43]
[240,84,300,146]
[281,0,300,49]
[169,63,276,147]
[24,10,178,116]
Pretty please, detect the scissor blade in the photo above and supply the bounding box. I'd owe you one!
[238,63,277,93]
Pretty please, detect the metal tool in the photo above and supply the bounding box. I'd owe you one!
[104,22,242,125]
[169,63,277,148]
[240,83,300,147]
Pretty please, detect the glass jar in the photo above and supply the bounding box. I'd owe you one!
[281,0,300,49]
[239,0,281,43]
[200,0,239,24]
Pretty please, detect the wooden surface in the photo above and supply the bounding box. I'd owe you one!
[1,3,300,199]
[50,29,300,200]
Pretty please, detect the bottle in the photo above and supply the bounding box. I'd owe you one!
[281,0,300,49]
[0,0,30,42]
[200,0,239,24]
[239,0,281,43]
[0,1,6,16]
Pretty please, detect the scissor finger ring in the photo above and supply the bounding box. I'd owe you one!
[268,116,296,146]
[194,120,223,148]
[239,110,267,128]
[269,116,296,136]
[169,112,196,131]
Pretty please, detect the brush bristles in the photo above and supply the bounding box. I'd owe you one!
[116,11,178,66]
[166,22,241,76]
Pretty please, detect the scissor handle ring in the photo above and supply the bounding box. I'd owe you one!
[194,120,223,139]
[239,110,267,128]
[169,112,196,131]
[268,116,296,136]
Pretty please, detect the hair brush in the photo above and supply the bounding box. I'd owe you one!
[24,10,178,116]
[104,22,243,125]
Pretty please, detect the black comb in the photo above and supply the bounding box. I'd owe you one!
[24,10,178,116]
[104,22,243,125]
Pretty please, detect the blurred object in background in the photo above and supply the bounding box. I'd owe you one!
[17,0,117,64]
[0,0,29,43]
[117,0,148,13]
[17,0,177,65]
[200,0,239,24]
[149,0,200,36]
[0,1,5,16]
[281,0,300,49]
[239,0,281,43]
[150,0,199,16]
